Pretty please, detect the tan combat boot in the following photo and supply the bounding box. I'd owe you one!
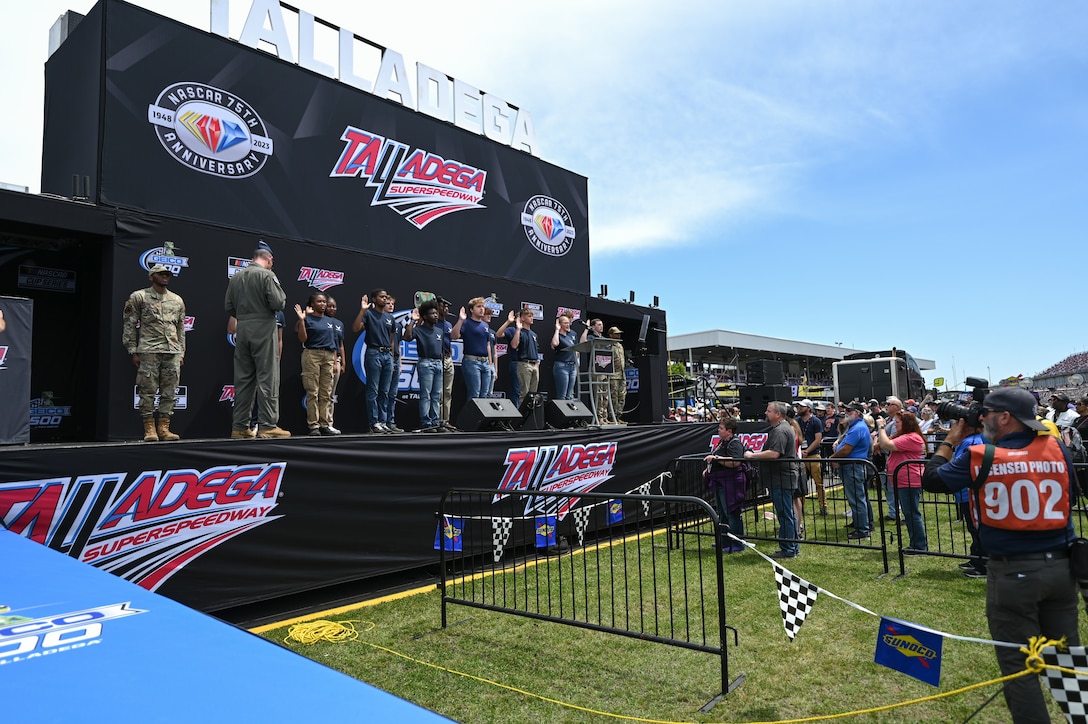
[156,417,180,441]
[142,418,158,442]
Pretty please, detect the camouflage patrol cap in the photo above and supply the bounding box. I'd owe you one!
[148,265,173,278]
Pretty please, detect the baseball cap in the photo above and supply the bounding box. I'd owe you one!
[982,387,1046,432]
[845,402,866,413]
[796,399,813,409]
[148,265,173,278]
[608,327,622,334]
[814,401,827,411]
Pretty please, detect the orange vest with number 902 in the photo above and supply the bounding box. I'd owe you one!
[969,435,1071,531]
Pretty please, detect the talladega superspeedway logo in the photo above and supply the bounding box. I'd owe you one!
[330,126,486,229]
[521,195,576,257]
[298,266,345,292]
[0,463,285,591]
[494,442,617,519]
[148,82,274,178]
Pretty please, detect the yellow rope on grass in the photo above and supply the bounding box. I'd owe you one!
[284,619,374,645]
[283,625,1085,724]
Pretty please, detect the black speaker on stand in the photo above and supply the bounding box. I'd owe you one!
[457,398,522,431]
[739,385,792,419]
[518,393,548,431]
[746,360,785,386]
[545,400,595,429]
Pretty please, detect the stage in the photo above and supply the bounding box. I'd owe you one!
[0,423,718,613]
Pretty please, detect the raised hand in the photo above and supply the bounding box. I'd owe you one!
[294,303,305,320]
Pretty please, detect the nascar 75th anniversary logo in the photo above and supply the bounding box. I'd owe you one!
[0,463,285,591]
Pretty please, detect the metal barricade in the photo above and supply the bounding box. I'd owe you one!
[667,454,892,573]
[437,487,744,708]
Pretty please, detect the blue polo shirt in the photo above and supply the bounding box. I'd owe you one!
[460,318,491,357]
[505,326,539,362]
[837,417,871,459]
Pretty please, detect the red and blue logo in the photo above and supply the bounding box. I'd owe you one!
[0,463,286,591]
[495,442,618,519]
[148,82,273,179]
[330,126,487,229]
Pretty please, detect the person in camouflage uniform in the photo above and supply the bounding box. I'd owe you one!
[123,264,185,441]
[605,327,627,424]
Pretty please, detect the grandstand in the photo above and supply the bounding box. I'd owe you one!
[1027,352,1088,401]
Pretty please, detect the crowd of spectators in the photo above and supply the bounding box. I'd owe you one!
[1038,351,1088,377]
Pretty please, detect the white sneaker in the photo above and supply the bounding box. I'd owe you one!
[325,425,341,435]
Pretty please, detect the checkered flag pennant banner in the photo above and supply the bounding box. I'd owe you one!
[1041,645,1088,724]
[572,507,593,546]
[491,517,513,563]
[636,482,652,516]
[774,563,819,641]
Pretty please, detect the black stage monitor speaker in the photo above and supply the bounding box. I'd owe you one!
[545,400,595,429]
[457,398,522,431]
[746,359,784,386]
[518,393,548,431]
[739,385,792,420]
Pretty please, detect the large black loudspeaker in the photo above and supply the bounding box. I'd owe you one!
[746,359,785,386]
[457,398,522,431]
[739,385,792,420]
[545,400,595,429]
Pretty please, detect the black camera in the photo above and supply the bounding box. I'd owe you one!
[936,376,990,427]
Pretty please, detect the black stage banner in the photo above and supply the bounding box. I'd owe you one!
[43,0,589,292]
[0,296,33,444]
[0,424,717,612]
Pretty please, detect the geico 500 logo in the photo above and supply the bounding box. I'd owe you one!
[148,82,274,178]
[139,247,190,276]
[0,602,144,664]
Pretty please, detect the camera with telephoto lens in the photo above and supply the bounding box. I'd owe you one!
[936,376,990,427]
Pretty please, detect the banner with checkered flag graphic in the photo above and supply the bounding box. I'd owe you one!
[572,507,593,546]
[636,482,652,516]
[774,563,819,641]
[1041,645,1088,723]
[491,517,513,562]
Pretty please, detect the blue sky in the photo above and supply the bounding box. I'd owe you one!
[3,0,1086,389]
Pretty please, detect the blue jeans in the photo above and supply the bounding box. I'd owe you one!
[483,363,495,397]
[770,487,799,555]
[384,357,401,425]
[842,461,872,532]
[553,360,576,400]
[364,349,393,425]
[462,357,490,400]
[896,487,927,550]
[416,358,443,428]
[883,472,898,519]
[509,360,521,407]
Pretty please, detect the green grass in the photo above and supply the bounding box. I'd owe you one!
[259,522,1088,723]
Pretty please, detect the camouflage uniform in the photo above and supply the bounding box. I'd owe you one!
[123,285,186,418]
[608,339,627,421]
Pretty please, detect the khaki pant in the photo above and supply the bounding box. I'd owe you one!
[805,460,825,508]
[516,361,539,401]
[301,348,335,429]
